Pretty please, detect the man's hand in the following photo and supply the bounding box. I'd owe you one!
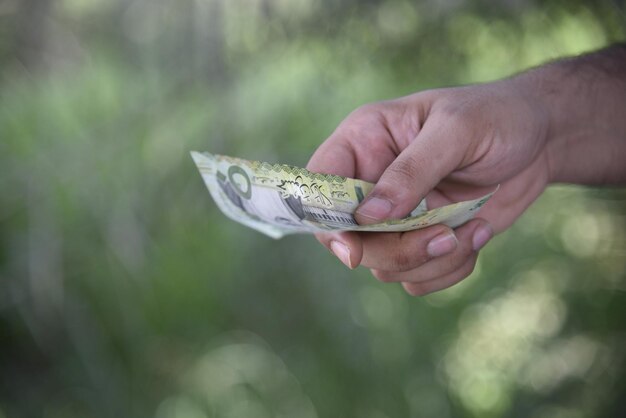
[307,82,551,295]
[306,44,626,296]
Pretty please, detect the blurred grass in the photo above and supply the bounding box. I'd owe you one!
[1,0,625,417]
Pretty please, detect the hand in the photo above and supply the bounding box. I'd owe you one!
[306,80,552,295]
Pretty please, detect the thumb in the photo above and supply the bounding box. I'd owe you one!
[355,119,465,224]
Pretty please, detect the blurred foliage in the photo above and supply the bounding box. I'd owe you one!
[1,0,625,417]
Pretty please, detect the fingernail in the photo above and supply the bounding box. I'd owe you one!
[472,224,493,251]
[356,197,392,221]
[426,232,458,258]
[330,241,353,269]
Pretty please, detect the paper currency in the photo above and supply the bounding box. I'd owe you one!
[191,151,495,239]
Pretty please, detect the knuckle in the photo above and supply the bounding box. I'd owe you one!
[459,242,475,259]
[406,283,427,297]
[381,158,421,200]
[391,242,430,272]
[440,103,485,138]
[314,232,334,249]
[390,248,419,271]
[371,269,395,283]
[440,102,468,118]
[388,156,420,184]
[448,257,477,285]
[436,98,472,123]
[350,102,382,119]
[462,257,478,278]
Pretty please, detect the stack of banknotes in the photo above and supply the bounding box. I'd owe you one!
[191,151,495,239]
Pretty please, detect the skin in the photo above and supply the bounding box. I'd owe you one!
[306,44,626,296]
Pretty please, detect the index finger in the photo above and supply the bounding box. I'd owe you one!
[306,104,401,182]
[306,140,357,178]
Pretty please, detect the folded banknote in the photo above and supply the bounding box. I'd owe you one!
[191,151,495,239]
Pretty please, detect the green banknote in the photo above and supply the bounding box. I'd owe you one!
[191,151,495,239]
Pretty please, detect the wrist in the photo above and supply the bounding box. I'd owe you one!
[508,61,588,184]
[510,46,626,185]
[504,73,561,183]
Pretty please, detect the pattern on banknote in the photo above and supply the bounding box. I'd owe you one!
[191,151,496,239]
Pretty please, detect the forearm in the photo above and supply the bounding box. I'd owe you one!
[512,44,626,185]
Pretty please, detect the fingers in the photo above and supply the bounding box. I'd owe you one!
[368,218,491,281]
[355,114,468,224]
[401,255,477,296]
[320,216,492,285]
[306,104,398,181]
[359,224,457,271]
[366,218,493,296]
[315,231,363,269]
[306,140,357,178]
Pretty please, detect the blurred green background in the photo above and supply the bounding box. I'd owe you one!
[1,0,625,417]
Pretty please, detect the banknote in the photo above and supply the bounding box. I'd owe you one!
[191,151,495,239]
